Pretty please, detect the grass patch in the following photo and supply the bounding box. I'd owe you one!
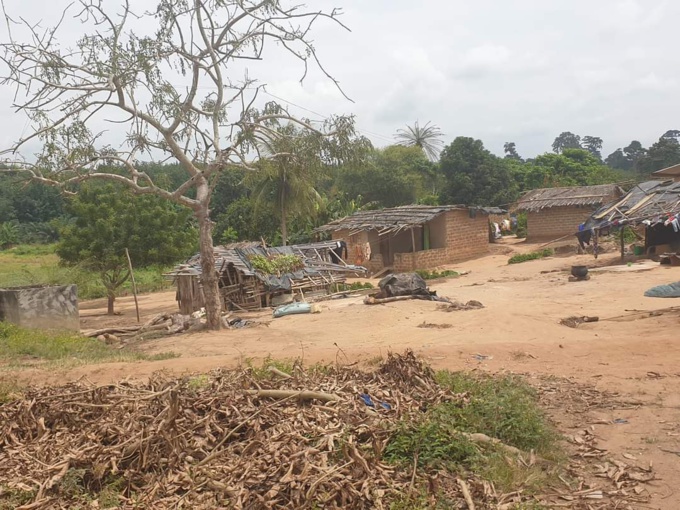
[415,269,459,280]
[384,370,562,497]
[508,249,553,265]
[0,378,23,403]
[0,322,178,367]
[0,245,173,299]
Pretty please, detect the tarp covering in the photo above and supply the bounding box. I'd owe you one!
[644,281,680,298]
[378,273,431,298]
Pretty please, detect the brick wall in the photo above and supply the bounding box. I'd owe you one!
[332,208,490,272]
[527,207,596,240]
[444,209,490,263]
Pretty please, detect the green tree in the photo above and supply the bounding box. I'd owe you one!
[504,142,522,161]
[518,149,619,190]
[581,136,603,160]
[0,222,19,250]
[248,124,326,246]
[636,136,680,176]
[395,121,445,162]
[337,145,436,208]
[439,137,518,207]
[57,185,197,315]
[552,132,582,153]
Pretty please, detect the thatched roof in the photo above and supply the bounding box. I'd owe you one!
[588,180,680,226]
[314,204,491,235]
[166,240,364,288]
[652,164,680,178]
[514,184,623,213]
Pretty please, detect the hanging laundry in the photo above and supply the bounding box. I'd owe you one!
[364,242,372,261]
[576,229,592,250]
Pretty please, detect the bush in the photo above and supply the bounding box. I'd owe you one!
[508,249,553,264]
[331,282,374,292]
[384,370,561,494]
[415,269,459,280]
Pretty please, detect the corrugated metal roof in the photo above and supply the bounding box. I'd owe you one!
[589,180,680,225]
[514,184,623,212]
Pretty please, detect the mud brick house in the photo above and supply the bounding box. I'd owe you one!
[314,205,494,274]
[514,184,623,241]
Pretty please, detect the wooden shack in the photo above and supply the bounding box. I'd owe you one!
[168,241,365,313]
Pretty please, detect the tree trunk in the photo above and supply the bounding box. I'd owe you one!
[107,291,115,315]
[196,182,222,330]
[281,201,287,247]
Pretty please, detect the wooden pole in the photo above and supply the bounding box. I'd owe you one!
[125,248,141,323]
[620,225,625,262]
[410,227,417,270]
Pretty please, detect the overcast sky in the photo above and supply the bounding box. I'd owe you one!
[1,0,679,160]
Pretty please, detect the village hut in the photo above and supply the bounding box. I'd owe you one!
[582,180,680,258]
[513,184,623,240]
[167,241,364,314]
[652,164,680,183]
[314,205,498,274]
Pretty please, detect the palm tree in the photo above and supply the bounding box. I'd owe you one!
[395,121,445,161]
[249,124,324,246]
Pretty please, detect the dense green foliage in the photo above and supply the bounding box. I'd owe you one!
[57,185,198,312]
[3,128,678,252]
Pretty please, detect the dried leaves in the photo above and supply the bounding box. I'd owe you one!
[0,351,462,509]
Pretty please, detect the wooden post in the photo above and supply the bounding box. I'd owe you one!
[125,248,141,323]
[411,227,417,270]
[620,226,625,262]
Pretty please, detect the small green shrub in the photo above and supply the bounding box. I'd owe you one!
[332,281,374,292]
[384,420,478,469]
[508,249,553,265]
[415,269,459,280]
[434,371,559,454]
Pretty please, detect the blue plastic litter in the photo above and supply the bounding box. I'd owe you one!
[359,393,391,410]
[613,418,629,424]
[359,393,375,407]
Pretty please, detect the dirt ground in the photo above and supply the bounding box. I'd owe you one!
[9,239,680,508]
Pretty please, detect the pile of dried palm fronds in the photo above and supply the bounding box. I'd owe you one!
[0,351,498,509]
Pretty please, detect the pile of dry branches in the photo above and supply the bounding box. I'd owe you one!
[0,352,490,509]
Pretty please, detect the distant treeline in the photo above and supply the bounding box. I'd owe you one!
[1,129,677,248]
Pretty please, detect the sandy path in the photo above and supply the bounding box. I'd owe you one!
[8,242,680,508]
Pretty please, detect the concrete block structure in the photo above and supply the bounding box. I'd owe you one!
[0,284,79,331]
[315,205,495,273]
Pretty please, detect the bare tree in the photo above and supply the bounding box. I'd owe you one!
[0,0,356,329]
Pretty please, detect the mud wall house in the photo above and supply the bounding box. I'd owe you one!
[314,205,492,274]
[513,184,624,241]
[0,284,79,331]
[168,241,361,313]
